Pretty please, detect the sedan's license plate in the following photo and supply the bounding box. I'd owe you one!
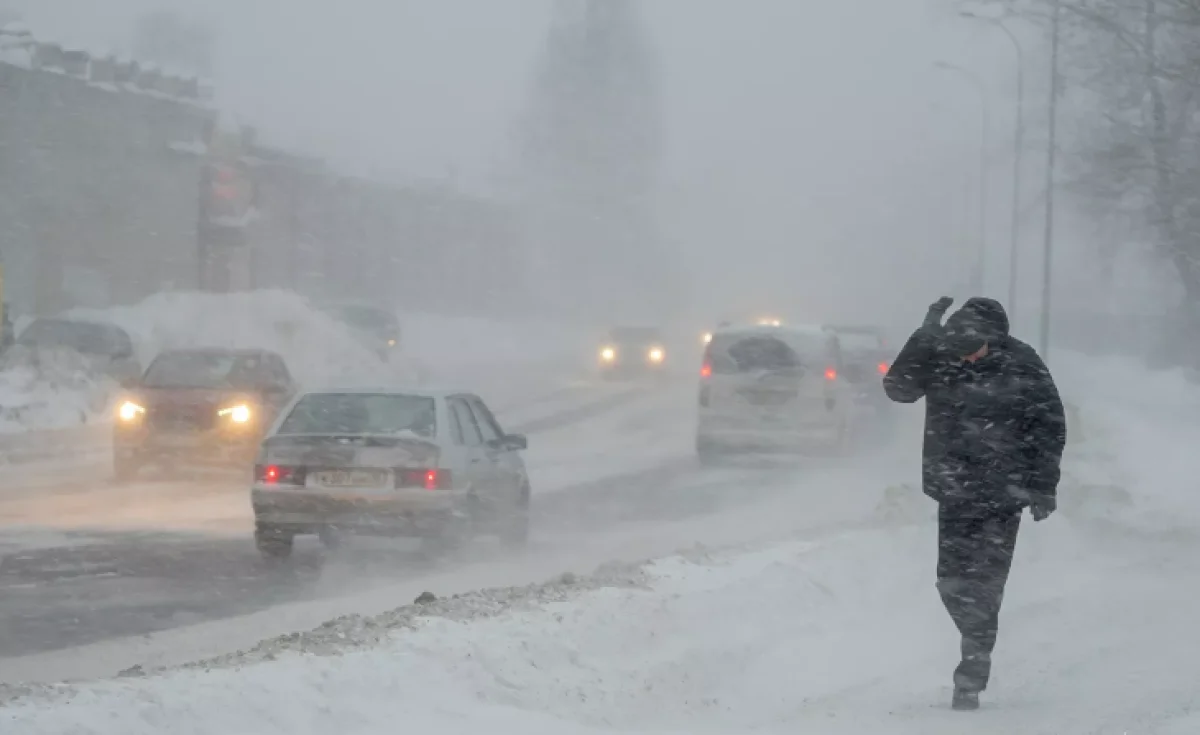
[309,469,392,488]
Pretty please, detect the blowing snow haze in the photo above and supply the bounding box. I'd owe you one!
[6,1,1200,732]
[2,0,1119,330]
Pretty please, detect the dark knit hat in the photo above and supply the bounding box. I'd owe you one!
[942,297,1010,356]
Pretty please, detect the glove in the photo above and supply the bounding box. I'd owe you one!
[1029,495,1056,522]
[924,296,954,327]
[917,297,954,343]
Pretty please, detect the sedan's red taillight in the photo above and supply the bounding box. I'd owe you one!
[399,468,452,490]
[255,464,299,485]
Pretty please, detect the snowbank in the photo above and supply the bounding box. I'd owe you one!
[1054,351,1200,531]
[69,291,398,388]
[0,355,107,433]
[4,517,1182,734]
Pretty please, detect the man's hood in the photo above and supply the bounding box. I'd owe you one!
[942,297,1010,354]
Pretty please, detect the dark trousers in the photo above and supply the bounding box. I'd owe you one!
[936,504,1021,693]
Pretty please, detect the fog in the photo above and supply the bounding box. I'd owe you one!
[3,3,1199,730]
[2,0,1112,333]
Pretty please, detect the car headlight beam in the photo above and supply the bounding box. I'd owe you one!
[218,404,252,424]
[648,347,665,363]
[600,346,616,362]
[117,401,145,422]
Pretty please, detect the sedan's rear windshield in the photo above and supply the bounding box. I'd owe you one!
[143,352,271,389]
[708,333,828,374]
[277,393,437,437]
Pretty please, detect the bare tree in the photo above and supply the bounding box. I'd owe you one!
[968,0,1200,341]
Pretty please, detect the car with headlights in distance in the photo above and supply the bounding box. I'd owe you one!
[113,348,296,479]
[598,326,668,379]
[320,302,401,362]
[250,388,531,559]
[695,324,857,461]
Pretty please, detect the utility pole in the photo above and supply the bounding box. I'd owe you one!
[1040,0,1061,360]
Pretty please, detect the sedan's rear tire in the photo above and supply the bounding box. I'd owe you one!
[500,487,531,549]
[255,524,294,561]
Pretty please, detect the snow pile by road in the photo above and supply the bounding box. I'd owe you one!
[5,514,1193,735]
[1054,352,1200,532]
[0,349,113,433]
[68,291,400,388]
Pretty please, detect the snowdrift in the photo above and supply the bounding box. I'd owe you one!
[1054,352,1200,531]
[5,519,1185,735]
[0,290,594,434]
[68,291,399,388]
[0,349,111,433]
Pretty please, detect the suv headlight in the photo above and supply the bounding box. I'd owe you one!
[218,404,252,424]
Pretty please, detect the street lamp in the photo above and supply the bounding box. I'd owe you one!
[960,11,1025,321]
[933,61,989,294]
[1041,0,1062,361]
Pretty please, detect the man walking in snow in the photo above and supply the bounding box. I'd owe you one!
[883,296,1066,711]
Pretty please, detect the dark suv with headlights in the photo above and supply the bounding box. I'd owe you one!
[598,326,668,379]
[113,348,296,479]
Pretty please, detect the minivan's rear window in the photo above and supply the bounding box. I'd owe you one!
[278,393,436,437]
[836,332,883,351]
[708,333,828,374]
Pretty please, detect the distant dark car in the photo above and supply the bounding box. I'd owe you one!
[322,303,401,362]
[11,317,141,385]
[598,326,668,378]
[112,347,297,479]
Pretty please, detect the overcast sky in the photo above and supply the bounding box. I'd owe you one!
[8,0,1130,330]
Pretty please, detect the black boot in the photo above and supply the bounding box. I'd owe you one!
[952,688,980,711]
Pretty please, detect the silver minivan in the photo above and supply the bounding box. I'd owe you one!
[695,324,857,460]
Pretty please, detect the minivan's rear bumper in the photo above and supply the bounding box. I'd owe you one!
[251,485,459,535]
[697,415,842,453]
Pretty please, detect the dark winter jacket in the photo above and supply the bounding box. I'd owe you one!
[883,298,1066,513]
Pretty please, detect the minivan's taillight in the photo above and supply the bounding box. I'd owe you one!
[700,362,712,379]
[824,367,838,381]
[398,468,452,490]
[256,464,300,485]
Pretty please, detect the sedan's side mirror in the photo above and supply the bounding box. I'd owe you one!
[503,434,527,451]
